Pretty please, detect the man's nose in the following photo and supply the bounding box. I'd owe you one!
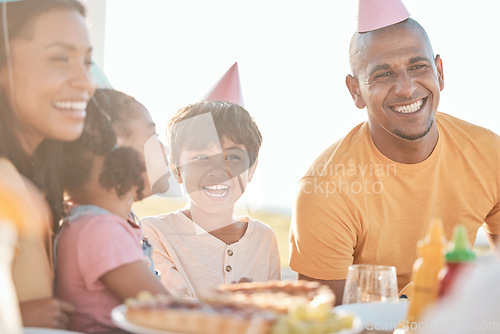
[393,72,416,98]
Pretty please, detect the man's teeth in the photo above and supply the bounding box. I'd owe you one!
[393,99,424,114]
[54,101,88,110]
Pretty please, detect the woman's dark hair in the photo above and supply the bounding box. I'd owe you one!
[0,0,86,228]
[64,89,146,203]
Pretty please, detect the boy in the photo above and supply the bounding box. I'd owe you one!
[141,100,281,298]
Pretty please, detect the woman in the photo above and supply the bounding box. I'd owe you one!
[0,0,95,328]
[55,89,169,333]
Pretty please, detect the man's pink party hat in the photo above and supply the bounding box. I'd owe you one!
[357,0,410,33]
[202,62,244,107]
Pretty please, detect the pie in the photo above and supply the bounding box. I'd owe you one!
[124,280,337,334]
[125,292,276,334]
[200,280,336,313]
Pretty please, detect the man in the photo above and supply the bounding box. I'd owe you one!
[289,0,500,304]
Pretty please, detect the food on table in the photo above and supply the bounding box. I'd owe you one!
[124,281,356,334]
[125,291,276,334]
[201,280,335,313]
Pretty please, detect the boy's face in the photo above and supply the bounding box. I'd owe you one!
[175,136,256,216]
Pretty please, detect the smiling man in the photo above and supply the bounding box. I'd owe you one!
[289,0,500,304]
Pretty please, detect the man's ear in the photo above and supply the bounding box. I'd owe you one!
[435,54,444,92]
[247,159,258,183]
[169,160,182,183]
[346,74,366,109]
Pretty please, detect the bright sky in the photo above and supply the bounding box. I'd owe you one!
[97,0,500,212]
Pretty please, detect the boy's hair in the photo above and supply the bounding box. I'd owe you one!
[168,100,262,167]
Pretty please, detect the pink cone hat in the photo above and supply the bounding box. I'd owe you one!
[202,62,244,107]
[358,0,410,33]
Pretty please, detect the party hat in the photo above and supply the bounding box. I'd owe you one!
[357,0,410,33]
[202,62,244,107]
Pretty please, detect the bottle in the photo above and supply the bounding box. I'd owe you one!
[406,219,447,325]
[438,224,476,298]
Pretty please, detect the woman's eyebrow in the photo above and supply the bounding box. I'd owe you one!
[45,42,92,53]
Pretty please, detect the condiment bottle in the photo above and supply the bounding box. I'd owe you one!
[438,224,476,298]
[406,219,447,324]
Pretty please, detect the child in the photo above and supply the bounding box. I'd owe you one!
[55,89,170,333]
[141,100,281,298]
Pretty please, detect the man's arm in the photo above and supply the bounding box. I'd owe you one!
[298,273,346,306]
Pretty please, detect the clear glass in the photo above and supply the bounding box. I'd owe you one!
[342,264,399,304]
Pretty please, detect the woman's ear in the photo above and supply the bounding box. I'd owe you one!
[346,74,366,109]
[169,160,182,183]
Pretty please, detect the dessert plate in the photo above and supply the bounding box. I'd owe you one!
[111,305,178,334]
[112,304,364,334]
[24,328,84,334]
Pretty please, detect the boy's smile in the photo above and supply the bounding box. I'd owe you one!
[203,183,230,198]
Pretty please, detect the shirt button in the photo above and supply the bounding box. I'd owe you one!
[227,249,233,256]
[225,265,232,272]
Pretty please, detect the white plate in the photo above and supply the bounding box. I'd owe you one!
[24,328,84,334]
[334,300,408,331]
[112,304,364,334]
[329,310,364,334]
[111,305,178,334]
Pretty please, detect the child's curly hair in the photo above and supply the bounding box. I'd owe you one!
[63,89,145,200]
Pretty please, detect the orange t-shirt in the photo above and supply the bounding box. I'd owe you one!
[289,113,500,291]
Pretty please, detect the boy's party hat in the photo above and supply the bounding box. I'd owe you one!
[357,0,410,33]
[202,62,244,107]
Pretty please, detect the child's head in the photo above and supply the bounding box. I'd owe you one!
[168,100,262,167]
[167,100,262,215]
[64,89,162,202]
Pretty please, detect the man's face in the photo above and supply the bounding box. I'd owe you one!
[350,26,444,143]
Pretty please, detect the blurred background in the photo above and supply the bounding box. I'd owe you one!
[82,0,500,267]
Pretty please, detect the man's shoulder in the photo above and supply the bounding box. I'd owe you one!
[437,112,500,147]
[304,122,369,178]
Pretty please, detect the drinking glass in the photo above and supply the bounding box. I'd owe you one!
[342,264,399,304]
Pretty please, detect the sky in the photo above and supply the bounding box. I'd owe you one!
[91,0,500,212]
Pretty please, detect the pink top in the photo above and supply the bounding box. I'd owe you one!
[55,212,143,333]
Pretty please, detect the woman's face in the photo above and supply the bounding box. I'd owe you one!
[0,8,95,153]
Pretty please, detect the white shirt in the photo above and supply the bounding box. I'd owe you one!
[141,210,281,298]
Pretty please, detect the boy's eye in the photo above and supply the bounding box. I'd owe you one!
[193,154,208,160]
[226,154,241,161]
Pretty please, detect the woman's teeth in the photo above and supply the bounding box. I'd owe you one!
[393,99,424,114]
[54,101,88,110]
